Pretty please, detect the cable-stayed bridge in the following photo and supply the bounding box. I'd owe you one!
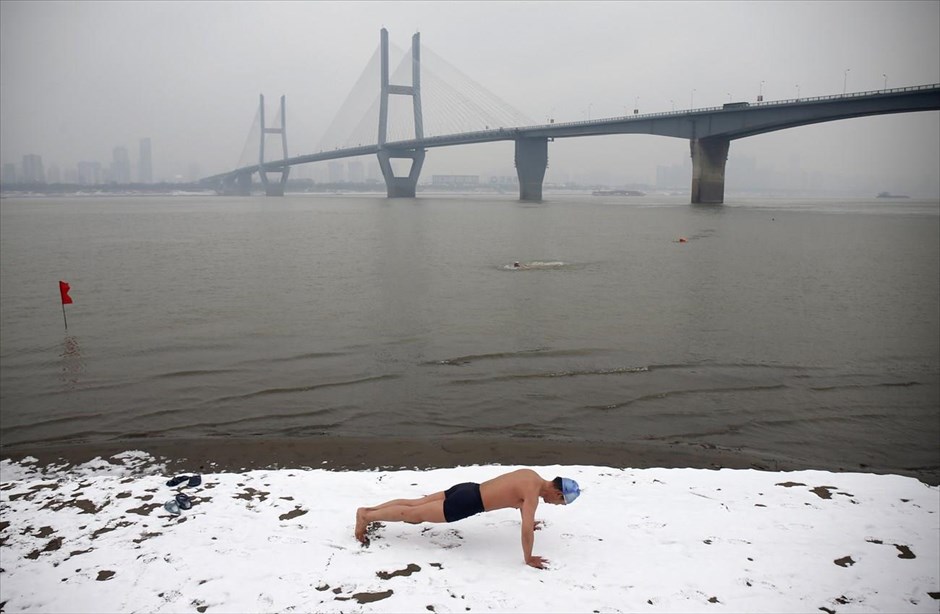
[200,29,940,204]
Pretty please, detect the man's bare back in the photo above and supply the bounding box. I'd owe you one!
[355,468,581,568]
[478,468,545,512]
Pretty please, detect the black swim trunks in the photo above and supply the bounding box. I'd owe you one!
[443,482,485,522]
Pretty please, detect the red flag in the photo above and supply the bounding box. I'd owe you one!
[59,280,73,305]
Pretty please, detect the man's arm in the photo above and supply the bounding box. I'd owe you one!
[520,497,547,569]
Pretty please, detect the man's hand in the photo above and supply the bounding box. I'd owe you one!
[526,555,550,569]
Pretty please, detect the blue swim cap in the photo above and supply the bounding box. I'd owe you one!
[560,478,580,504]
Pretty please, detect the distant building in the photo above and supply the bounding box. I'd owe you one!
[328,161,345,183]
[46,164,61,184]
[308,164,327,183]
[22,154,45,183]
[111,146,131,184]
[2,163,16,184]
[655,158,691,190]
[366,159,380,182]
[432,175,480,187]
[347,160,364,183]
[78,161,103,185]
[138,138,152,183]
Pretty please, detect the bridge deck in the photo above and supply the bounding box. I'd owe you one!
[202,83,940,184]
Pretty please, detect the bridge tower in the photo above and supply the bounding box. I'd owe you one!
[259,94,290,197]
[377,28,425,198]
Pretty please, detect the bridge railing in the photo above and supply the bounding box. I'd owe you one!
[324,82,940,153]
[747,82,940,110]
[515,82,940,132]
[380,82,939,152]
[386,128,517,148]
[206,83,939,182]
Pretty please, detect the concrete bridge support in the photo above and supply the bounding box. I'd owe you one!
[219,176,235,196]
[690,137,730,204]
[236,172,252,195]
[263,180,285,197]
[515,137,548,202]
[259,94,290,197]
[221,172,253,196]
[377,28,425,198]
[378,149,426,198]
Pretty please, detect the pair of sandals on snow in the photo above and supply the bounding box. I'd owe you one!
[163,474,202,516]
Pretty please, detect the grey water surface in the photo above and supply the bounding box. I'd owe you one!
[1,193,937,480]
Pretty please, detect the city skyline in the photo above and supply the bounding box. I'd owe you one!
[2,146,917,199]
[1,136,159,185]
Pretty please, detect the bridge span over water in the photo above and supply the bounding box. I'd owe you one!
[201,29,940,204]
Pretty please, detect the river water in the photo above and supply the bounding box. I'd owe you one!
[1,193,937,481]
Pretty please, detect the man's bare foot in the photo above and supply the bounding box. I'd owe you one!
[355,507,369,544]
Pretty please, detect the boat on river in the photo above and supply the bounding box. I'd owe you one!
[592,189,645,196]
[877,191,910,199]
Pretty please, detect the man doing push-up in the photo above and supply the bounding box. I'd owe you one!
[354,468,581,569]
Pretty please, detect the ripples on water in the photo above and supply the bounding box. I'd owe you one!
[0,194,937,480]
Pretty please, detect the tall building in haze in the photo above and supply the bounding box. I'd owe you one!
[78,161,102,185]
[112,146,131,184]
[138,138,152,183]
[348,160,364,183]
[328,161,345,183]
[2,163,16,184]
[22,154,45,183]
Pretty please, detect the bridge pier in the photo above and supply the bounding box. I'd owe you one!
[515,137,548,202]
[221,172,253,196]
[263,179,285,197]
[690,137,730,204]
[378,149,426,198]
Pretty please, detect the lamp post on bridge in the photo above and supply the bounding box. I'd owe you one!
[883,73,888,91]
[634,96,639,115]
[843,68,851,94]
[670,99,675,112]
[795,84,800,100]
[690,89,696,110]
[727,93,732,102]
[759,80,764,102]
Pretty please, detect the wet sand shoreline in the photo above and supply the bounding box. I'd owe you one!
[2,435,935,485]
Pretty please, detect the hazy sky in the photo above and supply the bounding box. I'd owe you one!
[1,1,938,193]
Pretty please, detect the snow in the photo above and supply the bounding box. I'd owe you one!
[1,451,938,613]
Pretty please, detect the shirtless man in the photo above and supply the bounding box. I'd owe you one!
[354,468,580,569]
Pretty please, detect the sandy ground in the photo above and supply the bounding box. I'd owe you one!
[6,435,929,482]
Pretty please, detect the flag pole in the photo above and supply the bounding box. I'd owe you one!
[58,280,72,331]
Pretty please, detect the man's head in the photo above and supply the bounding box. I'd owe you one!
[549,476,581,505]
